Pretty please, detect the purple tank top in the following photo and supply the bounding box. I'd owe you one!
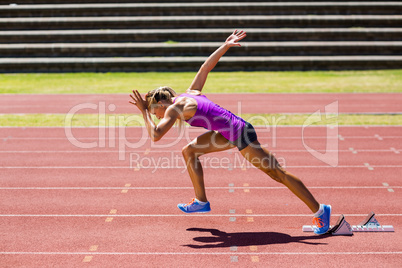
[175,93,246,142]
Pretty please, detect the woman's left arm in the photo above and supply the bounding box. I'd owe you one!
[129,90,179,142]
[188,29,246,92]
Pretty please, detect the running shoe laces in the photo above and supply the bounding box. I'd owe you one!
[313,217,324,228]
[184,198,196,207]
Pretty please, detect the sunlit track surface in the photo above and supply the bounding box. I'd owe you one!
[0,126,401,266]
[0,93,401,114]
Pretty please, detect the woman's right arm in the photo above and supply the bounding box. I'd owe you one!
[187,30,246,93]
[129,90,179,142]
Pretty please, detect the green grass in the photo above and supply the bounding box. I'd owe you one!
[1,70,401,94]
[164,40,179,44]
[1,113,401,127]
[1,70,401,126]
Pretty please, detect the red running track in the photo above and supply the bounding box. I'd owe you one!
[0,126,401,267]
[1,93,401,114]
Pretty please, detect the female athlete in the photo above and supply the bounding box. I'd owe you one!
[129,30,331,235]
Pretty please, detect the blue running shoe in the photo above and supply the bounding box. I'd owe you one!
[313,204,332,235]
[177,198,211,213]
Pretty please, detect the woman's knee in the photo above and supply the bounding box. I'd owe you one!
[182,142,201,159]
[182,143,192,159]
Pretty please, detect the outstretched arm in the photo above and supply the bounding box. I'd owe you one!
[188,29,246,92]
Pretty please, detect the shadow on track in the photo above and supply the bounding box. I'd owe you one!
[183,228,330,249]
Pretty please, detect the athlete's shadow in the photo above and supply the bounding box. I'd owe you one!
[183,228,330,249]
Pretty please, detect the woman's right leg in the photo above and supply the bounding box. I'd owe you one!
[182,131,235,202]
[240,140,320,213]
[240,140,331,234]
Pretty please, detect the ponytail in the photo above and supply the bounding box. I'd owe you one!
[146,86,177,110]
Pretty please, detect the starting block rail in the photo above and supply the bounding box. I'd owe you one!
[302,212,394,235]
[351,225,395,232]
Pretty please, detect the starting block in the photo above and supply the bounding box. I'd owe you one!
[351,212,395,232]
[303,214,353,235]
[302,212,394,235]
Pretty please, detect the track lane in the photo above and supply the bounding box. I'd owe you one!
[1,93,401,114]
[0,126,401,267]
[1,215,401,267]
[1,126,402,137]
[0,166,401,188]
[0,151,400,168]
[0,188,400,218]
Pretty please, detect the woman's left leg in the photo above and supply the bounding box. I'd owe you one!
[182,131,236,202]
[240,140,320,213]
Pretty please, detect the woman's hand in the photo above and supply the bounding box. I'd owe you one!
[225,29,247,47]
[129,90,148,113]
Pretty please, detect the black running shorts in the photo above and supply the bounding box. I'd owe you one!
[229,122,258,151]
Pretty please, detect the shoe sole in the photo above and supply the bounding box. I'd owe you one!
[179,210,211,213]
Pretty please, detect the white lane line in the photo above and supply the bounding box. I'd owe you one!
[383,182,396,192]
[1,165,402,169]
[0,186,400,190]
[375,134,384,141]
[1,149,400,153]
[364,163,374,170]
[349,147,358,154]
[0,151,132,153]
[2,136,402,140]
[1,125,401,128]
[0,251,401,256]
[0,214,401,217]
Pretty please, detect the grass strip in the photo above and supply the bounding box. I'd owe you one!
[1,113,401,127]
[1,70,401,94]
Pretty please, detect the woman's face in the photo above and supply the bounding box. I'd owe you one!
[150,104,166,120]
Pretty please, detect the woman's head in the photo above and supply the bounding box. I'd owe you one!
[146,86,177,118]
